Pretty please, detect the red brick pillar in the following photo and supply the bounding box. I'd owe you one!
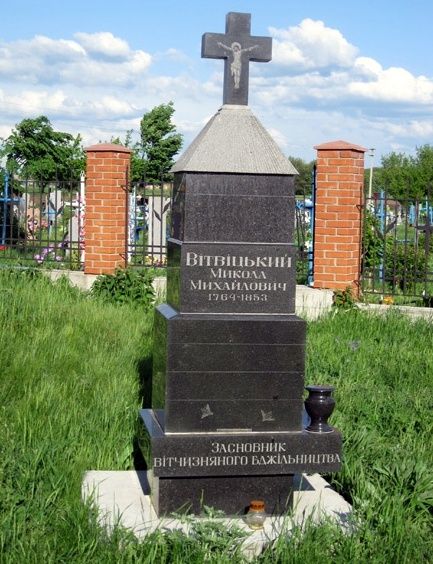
[84,143,132,275]
[313,140,366,295]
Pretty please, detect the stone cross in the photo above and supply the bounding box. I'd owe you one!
[202,12,272,106]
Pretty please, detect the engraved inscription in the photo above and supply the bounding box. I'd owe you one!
[186,252,292,268]
[183,246,295,312]
[154,442,342,469]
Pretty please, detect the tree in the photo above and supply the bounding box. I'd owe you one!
[377,152,418,200]
[135,102,183,183]
[415,144,433,193]
[0,116,84,182]
[374,145,433,200]
[288,156,315,195]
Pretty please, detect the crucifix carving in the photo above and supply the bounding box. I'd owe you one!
[202,12,272,106]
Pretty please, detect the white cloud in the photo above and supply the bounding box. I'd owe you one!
[0,32,152,86]
[383,120,433,138]
[160,48,192,65]
[353,56,382,79]
[89,95,138,118]
[349,63,433,104]
[74,32,130,58]
[0,20,432,163]
[270,19,358,70]
[0,87,139,121]
[263,20,433,111]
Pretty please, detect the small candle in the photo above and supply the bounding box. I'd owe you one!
[244,500,266,530]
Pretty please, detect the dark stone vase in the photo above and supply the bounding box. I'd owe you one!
[304,385,335,433]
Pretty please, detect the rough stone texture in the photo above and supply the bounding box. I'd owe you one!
[165,399,303,433]
[154,305,307,343]
[172,106,298,175]
[170,173,296,243]
[151,305,307,433]
[165,371,304,401]
[295,286,334,319]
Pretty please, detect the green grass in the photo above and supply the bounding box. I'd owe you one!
[303,310,433,562]
[0,273,432,562]
[0,271,154,562]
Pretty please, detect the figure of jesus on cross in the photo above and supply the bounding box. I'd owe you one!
[202,12,272,106]
[216,41,259,90]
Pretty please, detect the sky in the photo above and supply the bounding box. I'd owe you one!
[1,0,433,167]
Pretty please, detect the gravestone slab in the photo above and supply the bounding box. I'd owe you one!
[140,11,342,516]
[147,194,170,262]
[167,241,297,314]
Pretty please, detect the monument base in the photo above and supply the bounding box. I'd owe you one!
[140,409,342,517]
[152,473,294,516]
[81,470,353,559]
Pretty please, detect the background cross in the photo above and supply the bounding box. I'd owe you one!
[0,173,19,246]
[416,214,433,254]
[202,12,272,106]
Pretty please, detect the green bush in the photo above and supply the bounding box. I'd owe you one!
[362,209,429,293]
[362,209,383,270]
[296,256,309,285]
[383,239,426,292]
[91,268,155,308]
[333,286,356,309]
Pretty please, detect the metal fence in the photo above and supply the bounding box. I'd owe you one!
[361,189,433,303]
[295,193,314,285]
[294,166,316,286]
[126,180,172,268]
[0,173,84,270]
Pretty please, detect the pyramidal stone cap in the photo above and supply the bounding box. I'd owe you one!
[172,105,298,175]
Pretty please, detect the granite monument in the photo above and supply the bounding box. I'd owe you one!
[140,11,342,516]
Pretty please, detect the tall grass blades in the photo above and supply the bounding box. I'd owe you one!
[0,270,154,562]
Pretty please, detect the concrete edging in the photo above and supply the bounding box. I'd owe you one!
[357,302,433,321]
[82,470,352,559]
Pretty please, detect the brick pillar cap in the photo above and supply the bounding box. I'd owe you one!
[85,142,132,153]
[314,140,367,152]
